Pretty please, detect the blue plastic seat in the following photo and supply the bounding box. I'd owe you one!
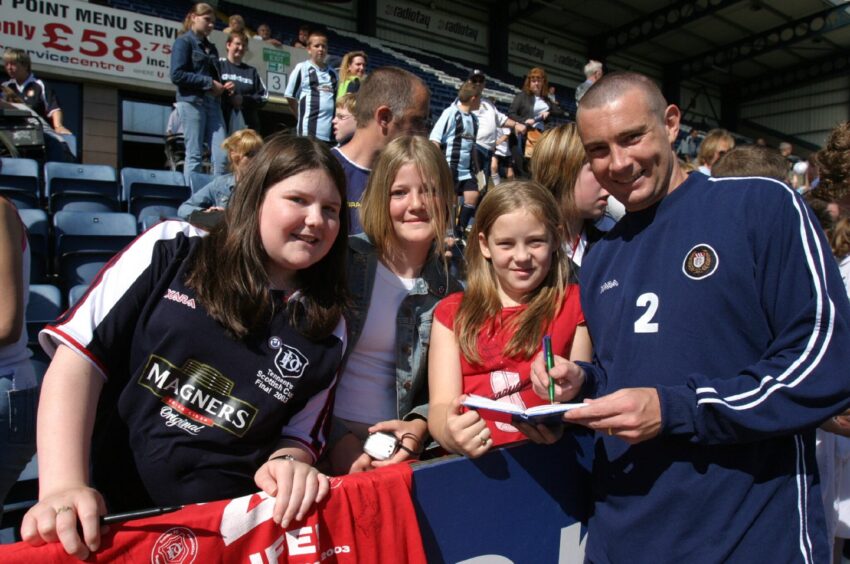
[189,172,214,194]
[19,209,49,283]
[121,167,190,225]
[53,211,137,288]
[26,284,62,346]
[0,157,40,209]
[44,162,120,213]
[68,283,89,308]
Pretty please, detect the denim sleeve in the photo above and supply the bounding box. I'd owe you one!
[177,183,215,219]
[170,36,213,91]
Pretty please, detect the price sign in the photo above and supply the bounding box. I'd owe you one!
[0,0,180,86]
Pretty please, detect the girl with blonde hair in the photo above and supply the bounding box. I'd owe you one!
[428,181,591,456]
[327,136,462,474]
[532,123,610,271]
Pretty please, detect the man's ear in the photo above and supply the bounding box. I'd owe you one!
[376,106,393,130]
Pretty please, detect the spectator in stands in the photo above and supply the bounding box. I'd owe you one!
[493,125,515,185]
[223,14,245,35]
[427,181,591,456]
[220,32,268,133]
[171,3,230,183]
[285,29,337,144]
[326,136,462,475]
[0,86,74,162]
[509,67,564,177]
[696,128,735,175]
[711,145,787,181]
[468,71,525,188]
[332,67,431,234]
[21,136,349,559]
[780,141,801,165]
[2,49,70,134]
[292,23,311,49]
[255,23,283,48]
[756,137,767,146]
[166,103,183,136]
[430,81,480,240]
[676,128,700,162]
[0,197,37,525]
[332,93,357,146]
[816,122,850,208]
[337,51,368,97]
[574,59,603,103]
[531,124,610,273]
[177,128,263,224]
[534,70,850,562]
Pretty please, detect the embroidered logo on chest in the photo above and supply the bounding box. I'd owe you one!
[272,342,309,379]
[682,244,719,280]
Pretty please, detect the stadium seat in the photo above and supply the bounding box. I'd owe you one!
[121,167,190,225]
[189,172,214,194]
[52,211,137,288]
[44,162,121,213]
[0,157,40,209]
[68,283,89,307]
[26,284,62,346]
[19,208,49,283]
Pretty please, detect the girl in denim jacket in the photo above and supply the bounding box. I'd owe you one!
[327,136,462,474]
[170,3,230,184]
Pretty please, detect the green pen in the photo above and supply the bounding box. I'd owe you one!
[543,335,555,404]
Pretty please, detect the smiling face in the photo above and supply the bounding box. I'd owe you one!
[258,168,342,290]
[573,162,610,220]
[226,35,246,62]
[389,162,437,253]
[348,55,366,78]
[191,12,215,36]
[479,210,554,306]
[578,87,682,212]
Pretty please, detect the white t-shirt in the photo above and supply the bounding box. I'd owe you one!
[334,261,416,424]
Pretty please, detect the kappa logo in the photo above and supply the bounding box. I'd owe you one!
[151,526,198,564]
[683,244,719,280]
[274,344,309,379]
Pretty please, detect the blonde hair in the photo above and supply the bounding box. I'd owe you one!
[339,51,368,85]
[698,128,735,166]
[182,3,214,32]
[531,124,586,242]
[335,92,356,113]
[222,129,263,171]
[361,136,453,263]
[456,181,569,365]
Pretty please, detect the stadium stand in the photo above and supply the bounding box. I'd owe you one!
[121,167,189,227]
[18,209,48,284]
[188,171,215,194]
[0,157,40,210]
[44,163,121,213]
[52,210,137,289]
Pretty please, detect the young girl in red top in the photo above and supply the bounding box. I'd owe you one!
[428,181,591,457]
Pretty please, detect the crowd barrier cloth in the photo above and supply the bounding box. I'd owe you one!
[0,433,592,563]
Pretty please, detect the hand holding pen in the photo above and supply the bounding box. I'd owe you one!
[530,350,586,404]
[543,335,555,404]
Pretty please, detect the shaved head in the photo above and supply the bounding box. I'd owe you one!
[577,71,667,124]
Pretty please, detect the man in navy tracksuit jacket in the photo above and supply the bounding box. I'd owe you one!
[534,71,850,562]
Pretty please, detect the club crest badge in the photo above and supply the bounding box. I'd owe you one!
[151,527,198,564]
[682,244,719,280]
[274,344,309,379]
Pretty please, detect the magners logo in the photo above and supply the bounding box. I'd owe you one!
[139,356,258,437]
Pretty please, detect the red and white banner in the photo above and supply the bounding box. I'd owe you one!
[0,464,426,563]
[0,0,181,86]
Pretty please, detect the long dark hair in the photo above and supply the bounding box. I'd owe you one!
[187,135,349,340]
